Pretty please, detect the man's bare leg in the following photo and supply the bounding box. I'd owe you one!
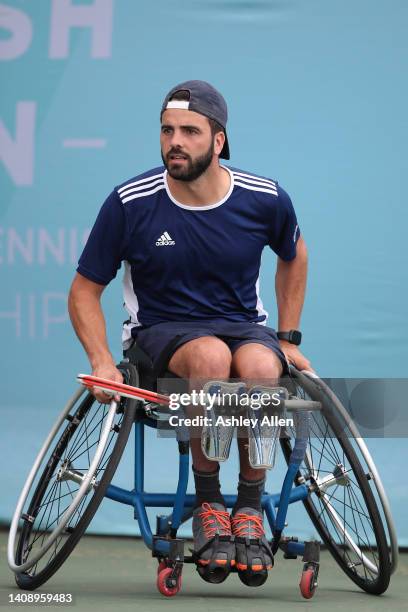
[168,335,232,471]
[229,343,283,579]
[231,342,283,480]
[168,337,235,573]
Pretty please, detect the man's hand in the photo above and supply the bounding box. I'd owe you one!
[91,362,124,404]
[279,340,314,373]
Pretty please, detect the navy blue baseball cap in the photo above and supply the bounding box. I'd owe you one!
[161,80,230,160]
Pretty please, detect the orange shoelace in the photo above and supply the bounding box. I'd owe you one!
[199,503,232,538]
[231,511,265,538]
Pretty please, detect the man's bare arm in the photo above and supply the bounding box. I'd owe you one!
[275,236,313,370]
[68,273,123,402]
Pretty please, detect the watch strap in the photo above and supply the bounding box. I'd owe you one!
[277,330,302,346]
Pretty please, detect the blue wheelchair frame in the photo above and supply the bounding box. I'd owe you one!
[104,411,310,560]
[6,349,395,597]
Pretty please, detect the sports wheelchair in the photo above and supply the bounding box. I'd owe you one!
[8,341,398,598]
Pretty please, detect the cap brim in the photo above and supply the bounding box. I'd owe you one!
[220,132,230,160]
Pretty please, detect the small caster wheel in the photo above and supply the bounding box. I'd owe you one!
[300,567,318,599]
[157,567,182,597]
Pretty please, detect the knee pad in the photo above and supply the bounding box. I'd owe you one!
[246,386,289,469]
[201,380,246,461]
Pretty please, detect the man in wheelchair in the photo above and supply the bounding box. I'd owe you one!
[68,80,310,585]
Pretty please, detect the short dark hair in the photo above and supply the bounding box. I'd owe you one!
[168,90,225,138]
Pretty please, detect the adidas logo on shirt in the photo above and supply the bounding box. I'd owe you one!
[156,231,175,246]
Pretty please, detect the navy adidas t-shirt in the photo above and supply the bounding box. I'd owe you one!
[77,165,301,347]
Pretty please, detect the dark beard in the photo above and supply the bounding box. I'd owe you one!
[161,143,214,182]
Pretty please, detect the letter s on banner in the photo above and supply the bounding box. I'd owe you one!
[0,4,32,60]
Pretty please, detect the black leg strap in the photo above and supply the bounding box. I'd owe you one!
[235,536,274,570]
[190,534,236,565]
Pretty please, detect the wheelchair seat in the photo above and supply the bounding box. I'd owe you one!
[123,339,181,392]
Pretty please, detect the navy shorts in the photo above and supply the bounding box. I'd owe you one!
[131,319,288,375]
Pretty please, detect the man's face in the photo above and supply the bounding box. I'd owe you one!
[160,109,215,181]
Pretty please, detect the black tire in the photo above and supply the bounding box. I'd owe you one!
[14,362,139,590]
[280,368,391,595]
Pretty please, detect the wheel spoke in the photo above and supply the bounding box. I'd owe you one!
[346,483,369,581]
[66,402,104,462]
[306,435,341,470]
[27,481,60,551]
[348,485,379,564]
[28,484,80,550]
[326,492,373,522]
[316,420,329,475]
[27,479,59,531]
[67,408,108,464]
[96,419,122,472]
[61,398,95,463]
[69,436,101,465]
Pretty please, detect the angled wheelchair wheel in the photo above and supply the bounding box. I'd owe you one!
[8,362,138,591]
[280,367,392,595]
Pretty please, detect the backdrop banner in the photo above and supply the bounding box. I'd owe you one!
[1,0,407,543]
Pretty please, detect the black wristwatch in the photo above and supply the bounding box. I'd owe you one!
[277,330,302,346]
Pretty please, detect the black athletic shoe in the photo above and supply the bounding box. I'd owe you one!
[231,507,273,586]
[192,502,235,582]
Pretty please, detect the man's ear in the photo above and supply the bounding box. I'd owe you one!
[214,131,226,156]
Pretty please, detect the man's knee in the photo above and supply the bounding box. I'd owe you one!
[232,343,283,380]
[169,336,232,379]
